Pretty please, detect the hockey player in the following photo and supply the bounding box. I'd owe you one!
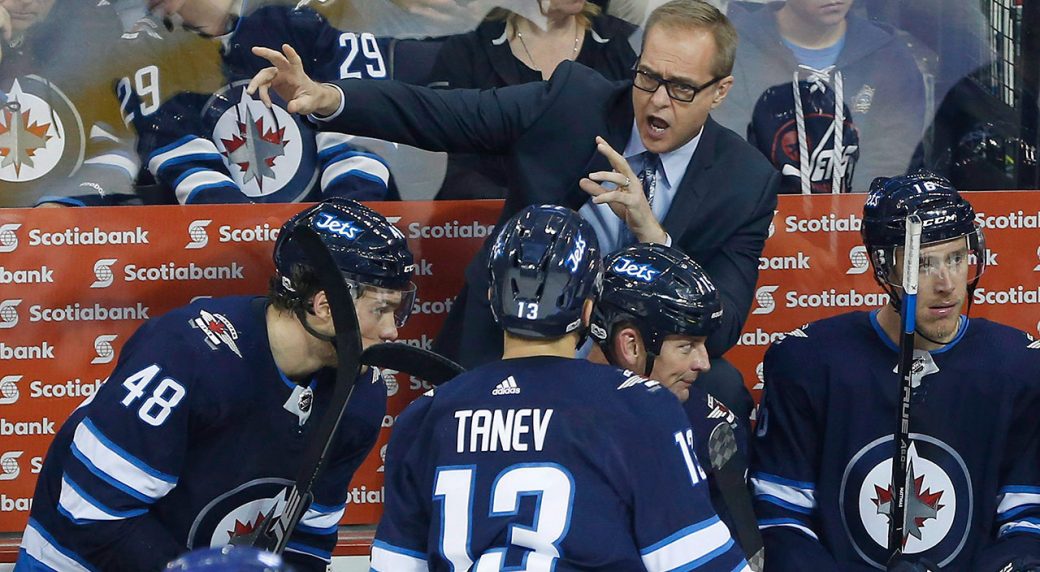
[750,172,1040,571]
[1,0,138,207]
[16,198,416,571]
[587,242,757,560]
[370,204,750,571]
[117,0,394,204]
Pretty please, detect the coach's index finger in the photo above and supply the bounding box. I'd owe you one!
[594,136,635,177]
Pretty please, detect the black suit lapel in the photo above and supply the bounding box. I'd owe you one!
[662,117,720,241]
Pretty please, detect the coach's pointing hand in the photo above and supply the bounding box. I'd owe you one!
[248,44,342,116]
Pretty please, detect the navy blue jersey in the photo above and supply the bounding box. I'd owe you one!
[121,5,393,204]
[17,296,386,572]
[751,311,1040,571]
[372,357,750,571]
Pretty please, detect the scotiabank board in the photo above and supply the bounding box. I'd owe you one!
[0,193,1037,531]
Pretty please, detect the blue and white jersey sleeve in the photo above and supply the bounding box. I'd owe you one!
[626,386,749,572]
[20,321,197,570]
[750,336,845,569]
[370,392,435,572]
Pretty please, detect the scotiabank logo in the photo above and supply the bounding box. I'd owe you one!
[27,226,149,246]
[0,224,22,253]
[0,299,22,328]
[1034,246,1040,272]
[752,285,780,315]
[406,220,494,240]
[91,258,118,288]
[185,219,213,249]
[0,451,23,481]
[754,362,764,390]
[0,376,20,405]
[847,246,870,275]
[92,335,118,365]
[784,214,861,233]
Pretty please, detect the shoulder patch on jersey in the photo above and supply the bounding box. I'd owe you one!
[190,309,242,358]
[1026,332,1040,350]
[422,387,437,397]
[616,370,661,392]
[772,323,810,345]
[705,394,737,425]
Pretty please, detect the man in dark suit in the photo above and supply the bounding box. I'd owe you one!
[248,0,780,421]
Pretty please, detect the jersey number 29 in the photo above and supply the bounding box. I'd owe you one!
[434,463,574,571]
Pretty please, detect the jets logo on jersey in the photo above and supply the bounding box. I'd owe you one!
[492,376,520,396]
[0,77,85,185]
[191,309,242,358]
[205,83,317,202]
[840,433,972,568]
[611,257,660,282]
[186,478,293,549]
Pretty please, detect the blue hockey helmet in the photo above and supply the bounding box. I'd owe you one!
[861,171,985,301]
[273,198,416,326]
[591,243,722,360]
[165,546,288,571]
[488,205,602,339]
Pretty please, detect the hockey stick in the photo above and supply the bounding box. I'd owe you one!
[708,422,764,571]
[888,214,923,560]
[231,226,363,554]
[361,342,465,386]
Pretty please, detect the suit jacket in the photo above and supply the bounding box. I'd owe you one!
[322,61,781,368]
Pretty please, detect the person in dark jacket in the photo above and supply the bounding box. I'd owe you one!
[714,0,925,192]
[427,0,637,200]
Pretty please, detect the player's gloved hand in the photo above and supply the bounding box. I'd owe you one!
[887,556,941,572]
[996,557,1040,572]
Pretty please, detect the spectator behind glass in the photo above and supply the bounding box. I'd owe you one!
[713,0,926,193]
[118,0,394,205]
[1,0,136,207]
[427,0,637,200]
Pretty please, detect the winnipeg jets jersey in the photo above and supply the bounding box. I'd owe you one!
[120,4,393,204]
[372,357,750,572]
[751,311,1040,571]
[1,1,138,207]
[18,296,386,572]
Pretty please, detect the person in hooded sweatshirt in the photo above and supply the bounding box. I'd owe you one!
[713,0,925,193]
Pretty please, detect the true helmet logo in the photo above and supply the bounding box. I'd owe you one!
[0,224,21,253]
[752,285,780,315]
[0,376,20,405]
[0,299,22,329]
[847,245,870,275]
[0,451,23,481]
[91,259,118,289]
[185,219,213,250]
[91,335,118,365]
[314,212,362,240]
[566,234,587,274]
[612,257,659,282]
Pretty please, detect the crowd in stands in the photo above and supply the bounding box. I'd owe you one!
[1,0,1035,209]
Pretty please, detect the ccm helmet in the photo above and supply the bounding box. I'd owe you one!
[273,198,416,326]
[861,171,984,307]
[591,243,722,375]
[488,205,602,339]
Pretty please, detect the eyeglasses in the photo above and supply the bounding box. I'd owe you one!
[633,68,722,102]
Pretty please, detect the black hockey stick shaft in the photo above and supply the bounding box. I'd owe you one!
[361,342,465,386]
[233,226,363,554]
[888,215,923,560]
[708,423,764,571]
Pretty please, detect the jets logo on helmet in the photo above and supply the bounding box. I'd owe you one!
[592,244,722,369]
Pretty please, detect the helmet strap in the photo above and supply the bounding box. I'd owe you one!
[294,306,336,345]
[643,352,656,378]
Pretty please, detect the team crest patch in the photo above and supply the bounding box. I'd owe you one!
[840,433,972,568]
[191,309,242,358]
[187,478,292,549]
[204,82,317,201]
[0,76,85,186]
[853,85,876,114]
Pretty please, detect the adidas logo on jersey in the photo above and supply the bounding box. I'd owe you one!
[492,376,520,396]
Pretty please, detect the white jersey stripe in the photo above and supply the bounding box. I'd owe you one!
[751,477,816,510]
[370,541,429,572]
[640,517,733,572]
[72,420,176,501]
[20,520,95,572]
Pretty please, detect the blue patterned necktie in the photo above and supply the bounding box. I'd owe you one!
[639,152,660,208]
